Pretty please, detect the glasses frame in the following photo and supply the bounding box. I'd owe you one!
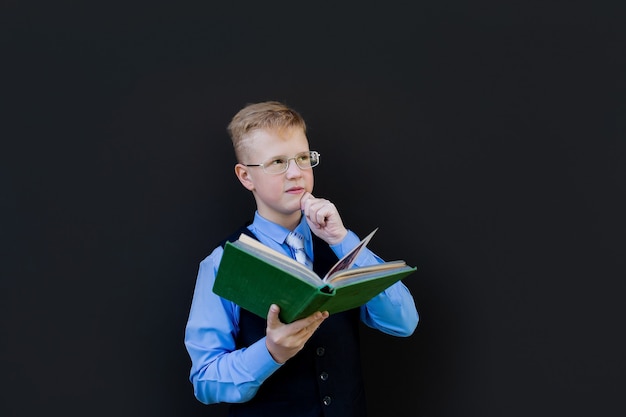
[244,151,321,174]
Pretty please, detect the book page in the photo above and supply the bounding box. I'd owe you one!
[327,260,407,284]
[236,233,320,282]
[323,228,378,281]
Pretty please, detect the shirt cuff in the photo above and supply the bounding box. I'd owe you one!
[241,336,283,382]
[329,230,384,266]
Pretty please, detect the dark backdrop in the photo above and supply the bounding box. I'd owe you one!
[2,1,625,416]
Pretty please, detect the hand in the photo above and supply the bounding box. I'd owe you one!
[265,304,329,364]
[300,192,348,245]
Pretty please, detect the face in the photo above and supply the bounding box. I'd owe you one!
[234,126,314,229]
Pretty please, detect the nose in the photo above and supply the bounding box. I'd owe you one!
[285,158,303,176]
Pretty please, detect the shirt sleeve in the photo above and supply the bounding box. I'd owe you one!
[184,247,282,404]
[329,230,419,337]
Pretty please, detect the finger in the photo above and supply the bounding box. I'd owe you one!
[300,192,314,211]
[316,203,335,225]
[301,311,330,334]
[305,310,329,329]
[301,195,326,214]
[292,311,319,332]
[304,199,331,226]
[305,202,331,228]
[297,323,316,336]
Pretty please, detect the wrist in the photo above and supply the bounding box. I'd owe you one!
[327,228,348,246]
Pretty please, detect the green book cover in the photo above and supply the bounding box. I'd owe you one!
[212,230,417,323]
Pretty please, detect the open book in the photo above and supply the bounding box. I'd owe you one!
[212,229,417,323]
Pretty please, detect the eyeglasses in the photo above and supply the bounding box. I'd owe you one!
[244,151,321,174]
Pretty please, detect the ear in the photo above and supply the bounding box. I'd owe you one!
[234,164,255,191]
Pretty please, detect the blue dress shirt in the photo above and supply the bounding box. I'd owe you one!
[184,211,419,404]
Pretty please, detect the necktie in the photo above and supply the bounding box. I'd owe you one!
[285,231,313,269]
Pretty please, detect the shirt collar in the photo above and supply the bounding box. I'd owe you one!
[251,211,311,245]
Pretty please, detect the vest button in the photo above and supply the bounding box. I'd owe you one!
[316,347,325,356]
[322,396,332,406]
[320,371,329,381]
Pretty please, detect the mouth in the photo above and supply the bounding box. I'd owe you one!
[286,186,305,194]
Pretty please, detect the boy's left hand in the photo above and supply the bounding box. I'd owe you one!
[300,192,348,245]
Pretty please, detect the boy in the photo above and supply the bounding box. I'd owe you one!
[184,101,419,417]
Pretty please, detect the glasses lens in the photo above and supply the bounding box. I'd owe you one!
[264,156,289,174]
[295,152,312,169]
[296,151,319,169]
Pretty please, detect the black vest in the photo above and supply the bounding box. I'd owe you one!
[220,225,367,417]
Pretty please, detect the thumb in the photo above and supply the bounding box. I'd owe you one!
[266,304,282,328]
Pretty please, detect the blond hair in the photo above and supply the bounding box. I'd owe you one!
[227,101,307,162]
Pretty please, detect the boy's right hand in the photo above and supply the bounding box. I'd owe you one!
[300,192,348,245]
[265,304,329,364]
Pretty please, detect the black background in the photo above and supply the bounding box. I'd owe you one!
[2,1,625,416]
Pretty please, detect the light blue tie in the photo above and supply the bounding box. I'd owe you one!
[285,231,313,269]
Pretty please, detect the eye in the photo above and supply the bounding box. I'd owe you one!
[296,153,311,164]
[267,156,288,166]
